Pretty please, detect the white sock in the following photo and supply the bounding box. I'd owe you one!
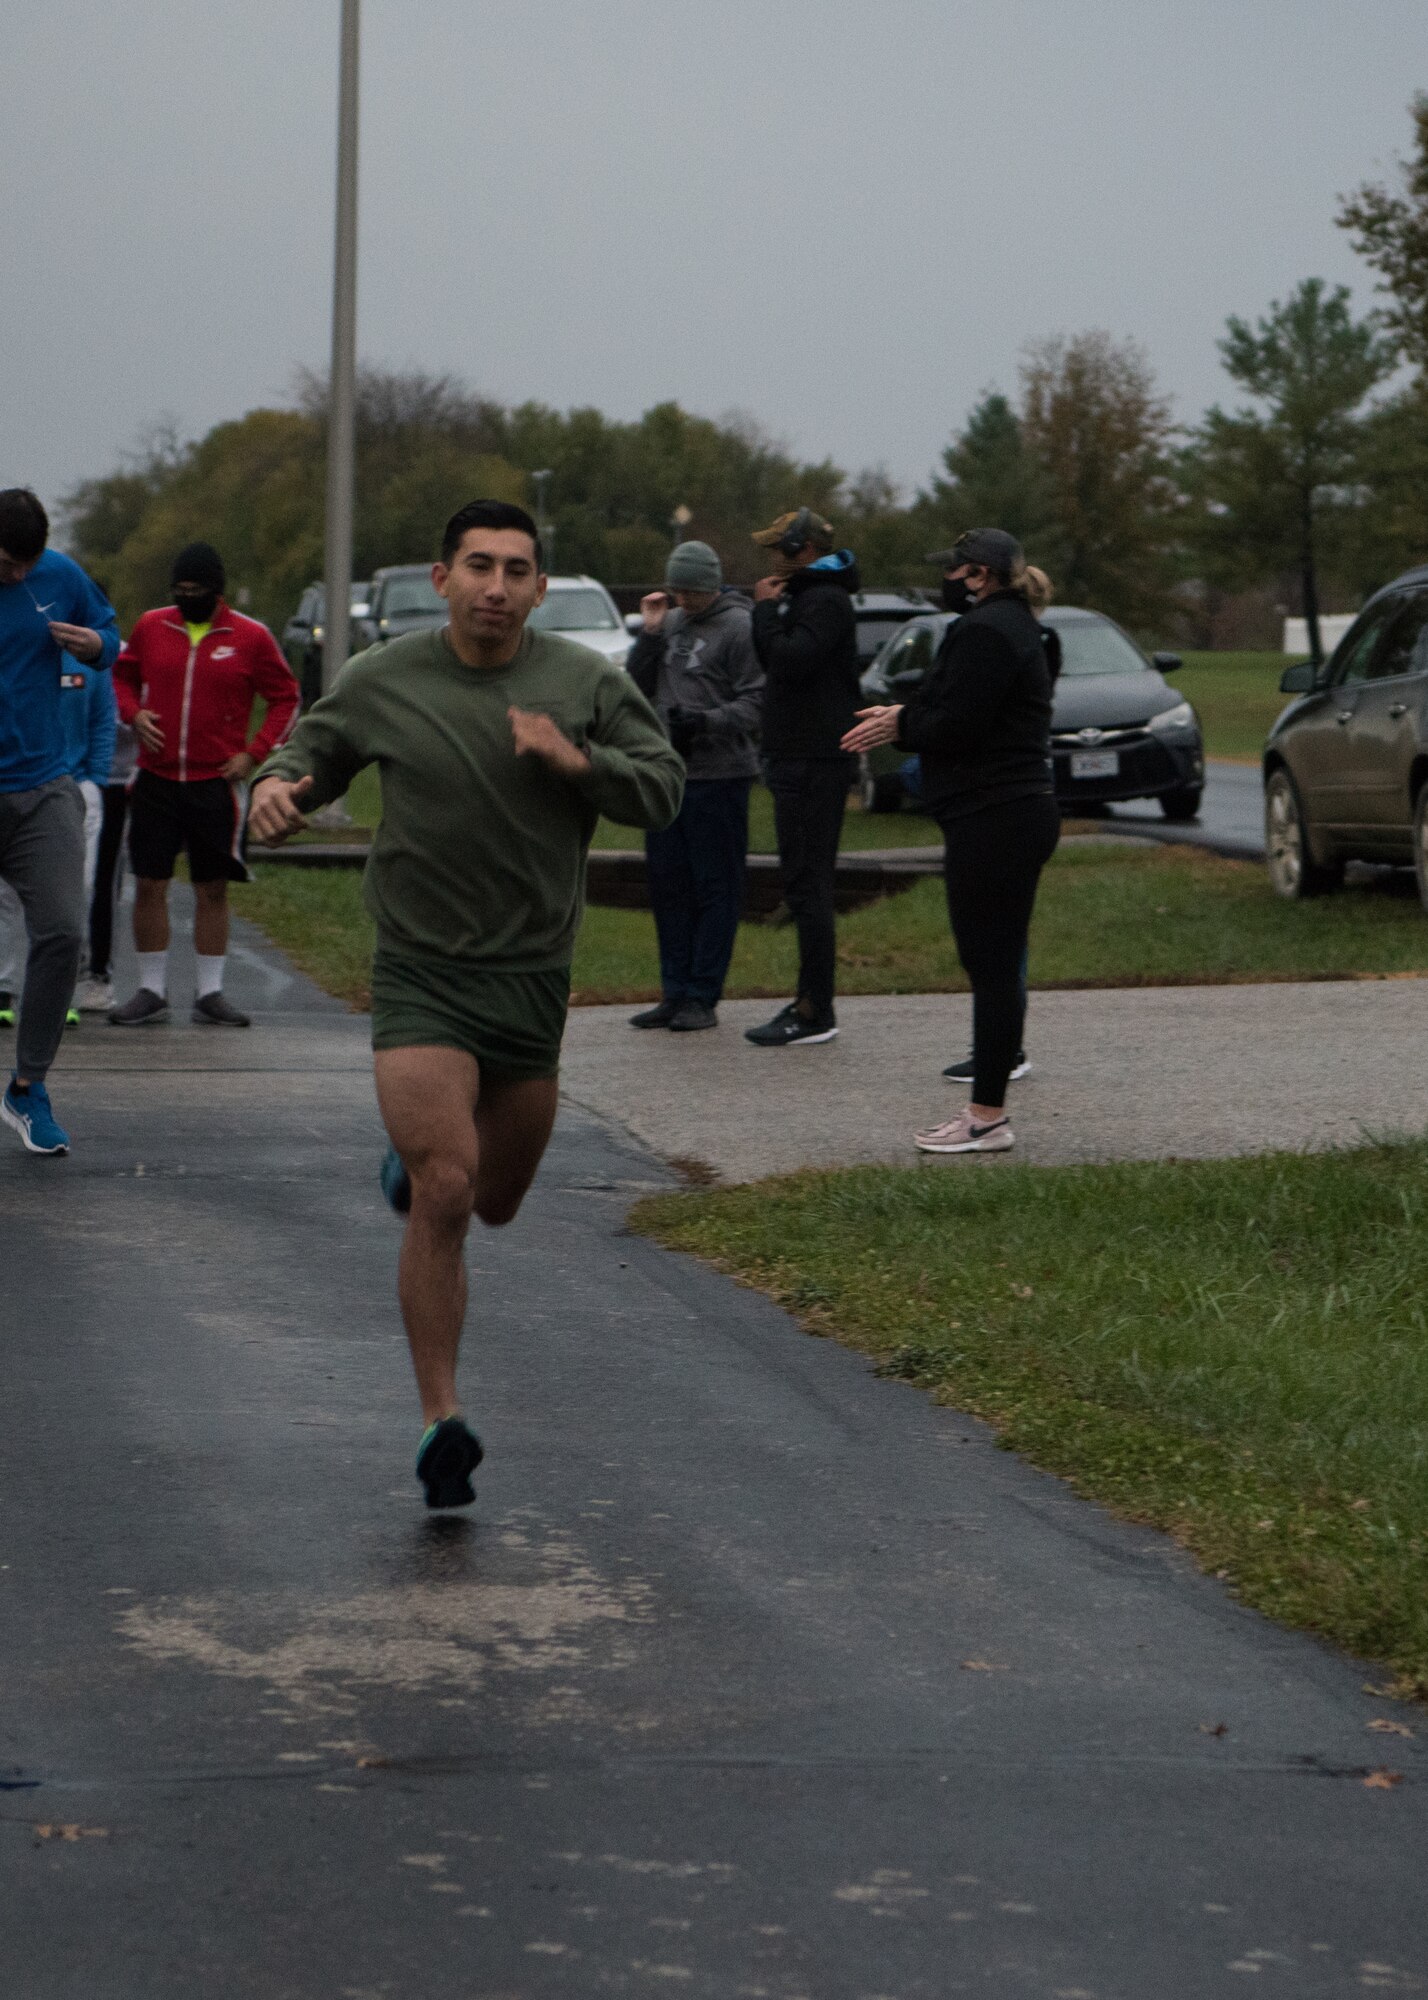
[136,952,168,999]
[194,954,225,999]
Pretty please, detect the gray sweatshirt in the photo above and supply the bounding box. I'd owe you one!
[626,592,763,781]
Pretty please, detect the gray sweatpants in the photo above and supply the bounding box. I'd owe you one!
[0,778,85,1083]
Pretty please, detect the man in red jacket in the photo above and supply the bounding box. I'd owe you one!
[110,543,300,1027]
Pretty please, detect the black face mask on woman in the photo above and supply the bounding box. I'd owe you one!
[941,575,976,614]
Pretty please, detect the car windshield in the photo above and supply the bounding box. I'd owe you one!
[856,617,916,656]
[528,589,618,633]
[1047,614,1149,678]
[383,576,445,616]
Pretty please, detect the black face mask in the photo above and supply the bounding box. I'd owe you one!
[174,588,219,623]
[941,575,976,614]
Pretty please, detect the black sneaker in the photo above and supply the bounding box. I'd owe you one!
[669,1000,718,1032]
[744,1004,838,1048]
[192,992,251,1027]
[942,1052,1031,1083]
[629,999,679,1029]
[109,987,169,1027]
[416,1416,484,1510]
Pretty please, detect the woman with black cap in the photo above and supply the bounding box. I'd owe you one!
[842,528,1057,1154]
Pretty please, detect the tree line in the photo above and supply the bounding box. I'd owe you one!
[65,97,1428,655]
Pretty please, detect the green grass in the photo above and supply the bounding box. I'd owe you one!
[239,836,1428,1012]
[1176,651,1298,763]
[629,1140,1428,1689]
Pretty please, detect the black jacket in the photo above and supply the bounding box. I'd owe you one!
[750,553,862,759]
[897,590,1053,820]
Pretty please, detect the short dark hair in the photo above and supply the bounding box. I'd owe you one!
[0,488,49,563]
[441,499,543,569]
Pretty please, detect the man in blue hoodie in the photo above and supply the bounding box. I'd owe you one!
[0,488,120,1155]
[0,657,117,1024]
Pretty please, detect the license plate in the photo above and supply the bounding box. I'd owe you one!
[1070,750,1119,779]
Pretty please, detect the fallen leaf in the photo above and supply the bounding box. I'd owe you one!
[1199,1722,1229,1737]
[1010,1283,1033,1300]
[1367,1719,1414,1738]
[1350,1498,1371,1512]
[34,1824,107,1842]
[959,1659,1008,1673]
[1362,1769,1403,1790]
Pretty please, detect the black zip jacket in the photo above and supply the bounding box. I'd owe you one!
[750,554,862,759]
[897,590,1053,821]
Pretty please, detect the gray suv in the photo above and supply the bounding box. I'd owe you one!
[1264,566,1428,909]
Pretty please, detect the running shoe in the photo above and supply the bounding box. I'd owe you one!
[0,992,14,1029]
[379,1143,412,1214]
[744,1004,838,1048]
[629,999,679,1029]
[913,1109,1014,1155]
[416,1415,484,1510]
[669,1000,718,1032]
[2,1078,70,1156]
[941,1052,1032,1083]
[109,987,169,1027]
[75,976,113,1014]
[64,1008,80,1028]
[192,992,251,1027]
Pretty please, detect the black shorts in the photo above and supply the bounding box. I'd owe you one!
[127,771,251,885]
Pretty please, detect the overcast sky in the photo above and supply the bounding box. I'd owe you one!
[5,0,1426,523]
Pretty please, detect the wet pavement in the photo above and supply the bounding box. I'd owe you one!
[3,904,1426,1997]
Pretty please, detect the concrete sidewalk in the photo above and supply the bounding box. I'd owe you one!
[562,981,1428,1182]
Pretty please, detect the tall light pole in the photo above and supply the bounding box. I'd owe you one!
[532,468,553,572]
[322,0,359,694]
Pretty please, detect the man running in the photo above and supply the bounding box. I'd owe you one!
[110,542,300,1028]
[0,487,120,1156]
[250,500,683,1509]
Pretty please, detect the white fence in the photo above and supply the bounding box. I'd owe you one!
[1282,614,1355,656]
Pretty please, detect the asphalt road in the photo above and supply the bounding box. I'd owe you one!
[4,910,1426,1998]
[1090,758,1265,859]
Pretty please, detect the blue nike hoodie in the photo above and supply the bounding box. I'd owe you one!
[0,550,120,792]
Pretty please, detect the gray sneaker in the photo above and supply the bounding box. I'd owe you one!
[669,1000,718,1032]
[192,992,251,1027]
[109,987,169,1027]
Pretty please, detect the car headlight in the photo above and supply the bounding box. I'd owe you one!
[1148,701,1196,736]
[312,625,324,642]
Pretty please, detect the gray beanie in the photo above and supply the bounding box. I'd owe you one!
[665,540,722,593]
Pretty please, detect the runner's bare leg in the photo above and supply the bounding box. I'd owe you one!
[374,1046,558,1422]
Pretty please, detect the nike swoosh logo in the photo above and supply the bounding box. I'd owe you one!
[34,602,56,615]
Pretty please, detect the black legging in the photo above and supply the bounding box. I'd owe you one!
[88,782,130,981]
[940,792,1060,1108]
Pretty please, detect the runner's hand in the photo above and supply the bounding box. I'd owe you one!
[133,708,165,753]
[48,621,103,663]
[639,591,671,633]
[220,751,257,781]
[249,774,316,845]
[752,576,786,603]
[841,705,903,753]
[509,707,591,779]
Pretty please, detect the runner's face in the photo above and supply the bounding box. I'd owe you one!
[435,530,546,646]
[0,547,37,585]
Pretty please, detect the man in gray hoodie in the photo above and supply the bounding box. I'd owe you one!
[626,541,763,1031]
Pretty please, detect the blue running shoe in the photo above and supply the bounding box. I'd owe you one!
[379,1143,412,1214]
[2,1078,70,1156]
[416,1416,483,1509]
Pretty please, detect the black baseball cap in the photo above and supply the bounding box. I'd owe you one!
[925,527,1024,573]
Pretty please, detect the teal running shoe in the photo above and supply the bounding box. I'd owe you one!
[2,1077,70,1156]
[416,1416,483,1509]
[379,1143,412,1214]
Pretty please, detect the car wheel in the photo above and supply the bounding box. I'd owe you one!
[858,755,902,814]
[1414,785,1428,916]
[1264,768,1340,899]
[1159,786,1202,822]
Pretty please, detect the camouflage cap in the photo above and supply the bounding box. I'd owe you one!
[750,507,836,553]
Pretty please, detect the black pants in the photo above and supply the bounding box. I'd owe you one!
[88,782,129,981]
[766,755,853,1022]
[645,777,751,1006]
[940,792,1060,1108]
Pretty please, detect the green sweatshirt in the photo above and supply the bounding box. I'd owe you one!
[255,626,684,969]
